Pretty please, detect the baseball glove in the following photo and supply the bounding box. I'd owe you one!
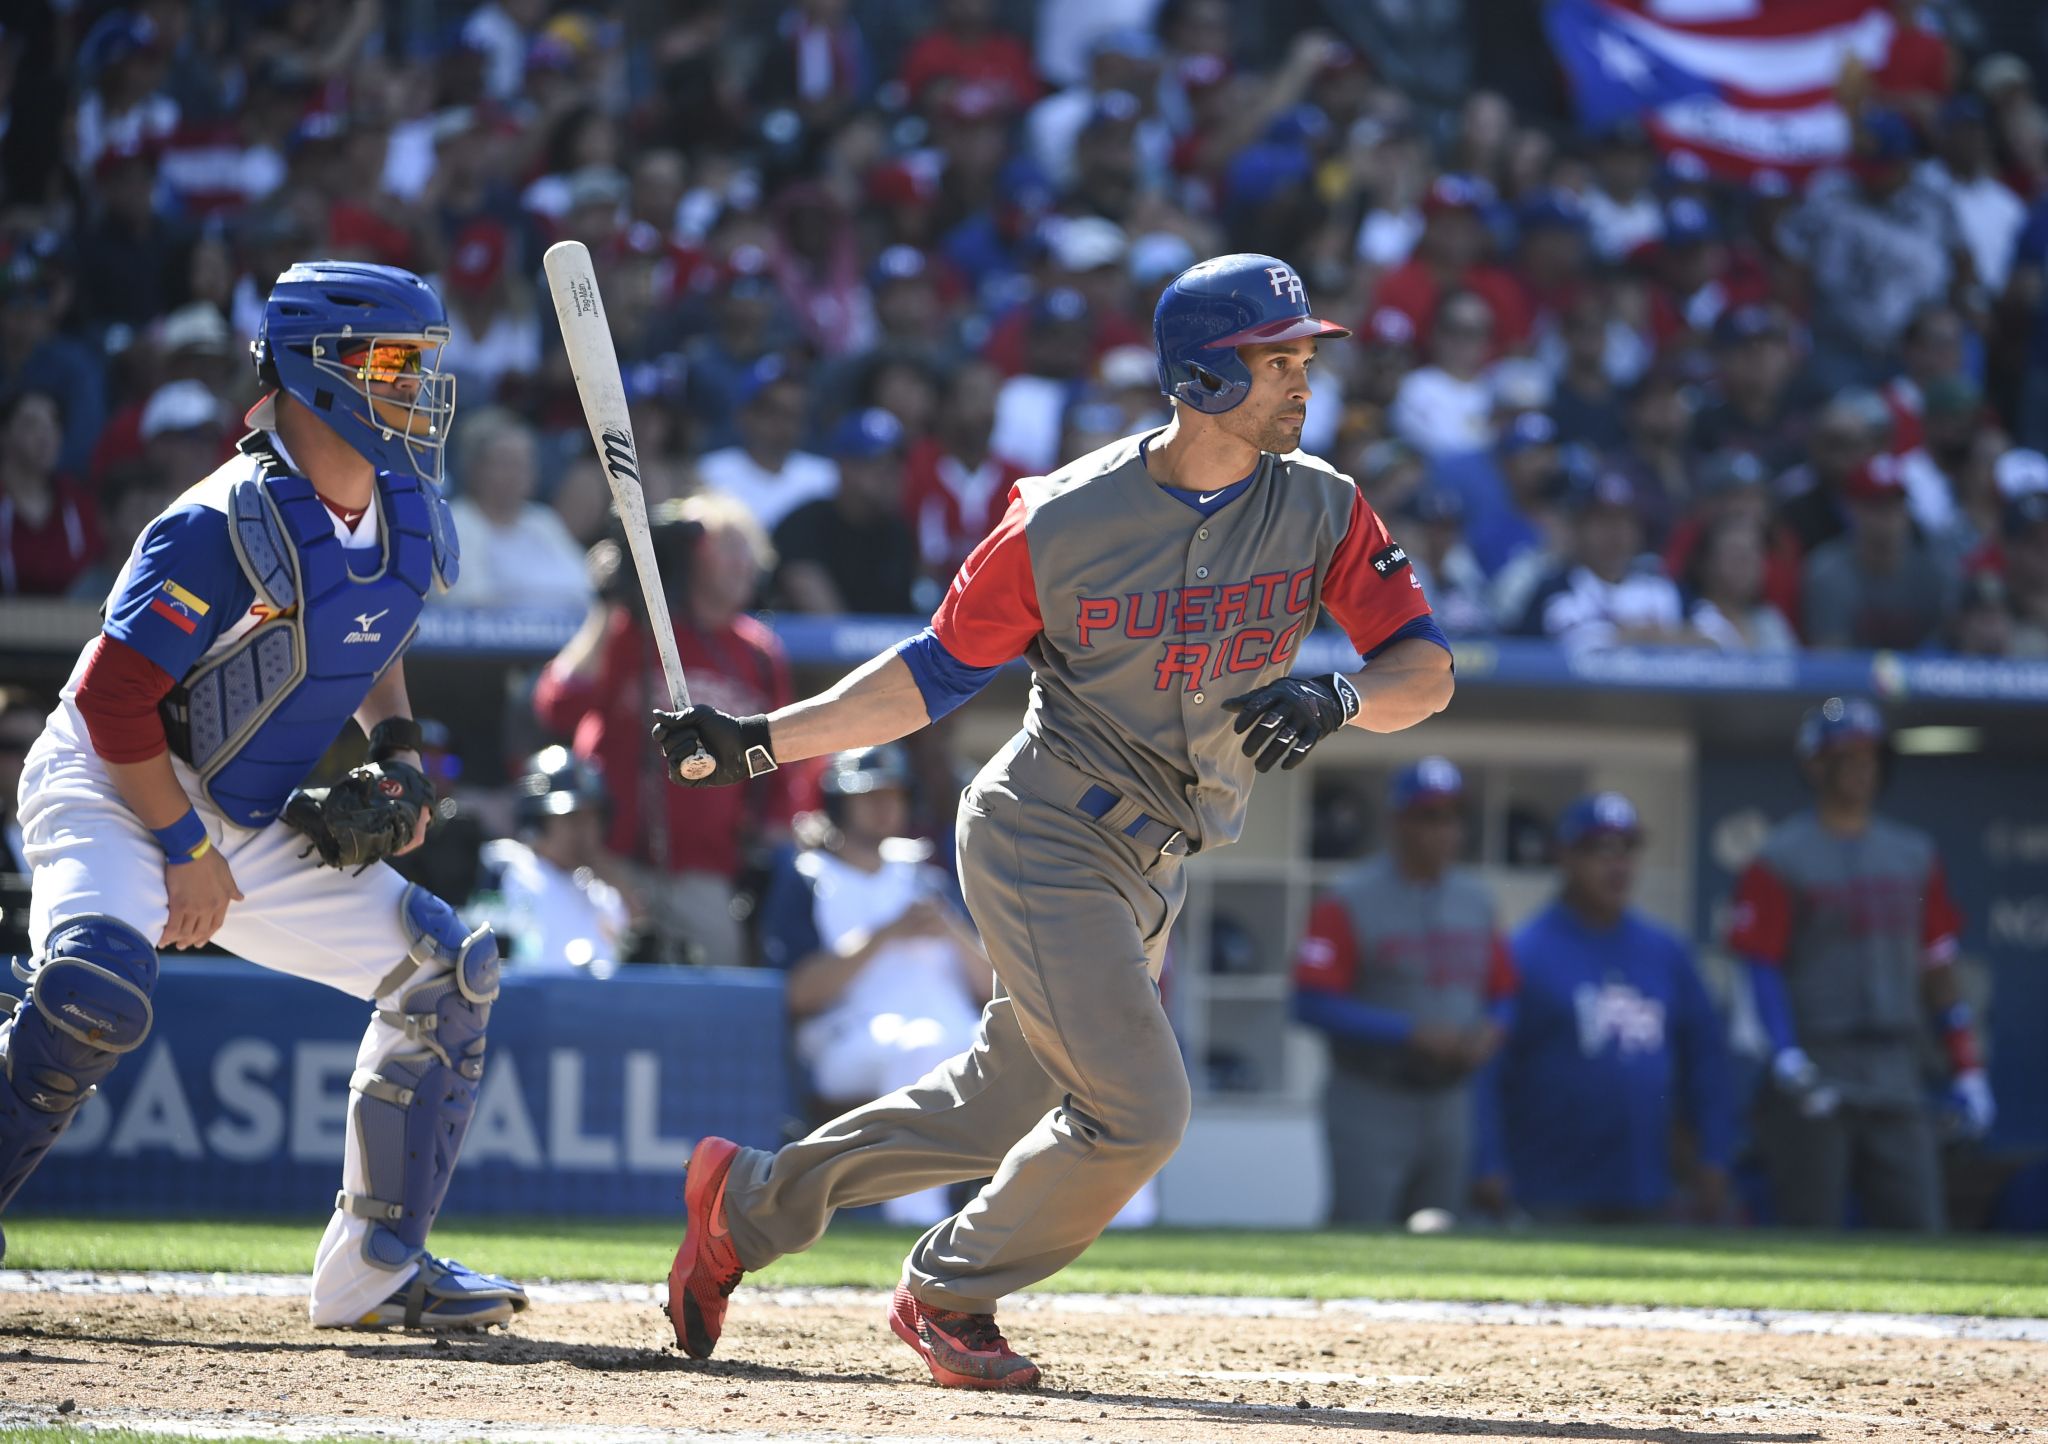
[283,759,434,873]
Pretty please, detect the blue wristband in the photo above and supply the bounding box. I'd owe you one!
[151,808,212,865]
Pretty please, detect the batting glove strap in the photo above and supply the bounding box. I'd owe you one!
[1220,674,1356,773]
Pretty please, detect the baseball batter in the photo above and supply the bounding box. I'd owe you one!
[652,254,1455,1387]
[1727,696,1991,1230]
[0,262,528,1329]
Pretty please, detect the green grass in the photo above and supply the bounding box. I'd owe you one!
[6,1216,2046,1318]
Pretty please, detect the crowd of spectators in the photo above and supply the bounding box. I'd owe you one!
[4,1,2048,666]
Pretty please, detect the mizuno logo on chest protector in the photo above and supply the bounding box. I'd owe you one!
[346,608,389,643]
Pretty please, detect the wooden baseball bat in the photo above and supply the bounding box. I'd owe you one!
[542,239,715,780]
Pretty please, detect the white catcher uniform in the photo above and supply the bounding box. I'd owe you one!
[2,261,526,1333]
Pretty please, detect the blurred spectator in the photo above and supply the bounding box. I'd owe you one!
[1894,373,1981,539]
[698,363,838,532]
[768,181,869,358]
[751,0,874,139]
[1398,487,1491,638]
[90,301,238,486]
[75,138,194,335]
[475,746,628,977]
[74,9,179,174]
[66,461,173,604]
[1689,304,1803,480]
[1027,29,1170,190]
[1435,409,1559,578]
[1511,189,1592,346]
[1727,698,1985,1230]
[1776,110,1967,378]
[441,220,543,407]
[1881,303,1968,458]
[1582,121,1664,263]
[758,745,992,1226]
[1996,490,2048,654]
[905,360,1024,603]
[0,389,101,597]
[445,409,591,610]
[1920,95,2025,295]
[775,408,918,614]
[1516,470,1690,652]
[532,496,800,969]
[462,0,549,104]
[684,252,796,448]
[1373,176,1529,353]
[1948,569,2020,657]
[1776,388,1893,558]
[989,287,1096,473]
[1291,759,1513,1225]
[1546,289,1627,454]
[1608,365,1699,548]
[1643,198,1770,360]
[1801,457,1954,651]
[1474,793,1734,1225]
[1390,290,1499,458]
[1684,513,1799,654]
[0,254,108,475]
[901,0,1042,118]
[1663,449,1802,615]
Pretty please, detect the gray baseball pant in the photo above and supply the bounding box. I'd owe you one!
[718,762,1188,1313]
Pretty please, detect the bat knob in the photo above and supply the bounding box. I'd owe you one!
[679,751,717,782]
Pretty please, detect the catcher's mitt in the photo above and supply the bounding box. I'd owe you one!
[283,759,434,873]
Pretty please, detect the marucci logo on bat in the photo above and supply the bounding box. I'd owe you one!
[600,427,640,485]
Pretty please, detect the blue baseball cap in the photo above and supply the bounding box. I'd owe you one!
[1499,410,1558,455]
[828,407,906,460]
[1390,757,1464,812]
[1557,792,1641,847]
[867,244,930,290]
[1664,196,1721,245]
[1517,188,1587,235]
[1796,695,1885,759]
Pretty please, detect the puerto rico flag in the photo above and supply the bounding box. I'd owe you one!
[1545,0,1899,181]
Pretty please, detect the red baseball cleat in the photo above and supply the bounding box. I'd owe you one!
[666,1135,744,1358]
[888,1283,1041,1389]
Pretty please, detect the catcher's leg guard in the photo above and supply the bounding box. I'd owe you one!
[0,916,157,1218]
[328,886,525,1326]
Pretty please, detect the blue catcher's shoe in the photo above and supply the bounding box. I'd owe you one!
[325,1252,530,1332]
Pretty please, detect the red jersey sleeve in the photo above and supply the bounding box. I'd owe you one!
[1485,930,1518,1001]
[74,634,177,764]
[1727,859,1794,964]
[1921,857,1963,966]
[1292,896,1359,994]
[930,492,1042,667]
[1321,487,1433,656]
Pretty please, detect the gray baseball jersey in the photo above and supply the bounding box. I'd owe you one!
[1728,810,1961,1104]
[929,433,1434,849]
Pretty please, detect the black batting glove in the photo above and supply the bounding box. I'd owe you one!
[1221,674,1360,773]
[650,706,778,787]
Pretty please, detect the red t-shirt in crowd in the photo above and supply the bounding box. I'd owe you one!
[531,607,810,880]
[2,477,103,596]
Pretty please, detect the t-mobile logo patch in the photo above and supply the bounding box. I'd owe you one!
[1265,265,1303,303]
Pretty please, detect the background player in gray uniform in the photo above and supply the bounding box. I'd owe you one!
[1727,696,1991,1230]
[1291,757,1513,1225]
[651,254,1455,1388]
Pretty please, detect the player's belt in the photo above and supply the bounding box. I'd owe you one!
[997,732,1194,861]
[1076,785,1190,859]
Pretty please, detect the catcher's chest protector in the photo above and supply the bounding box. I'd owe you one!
[163,467,443,828]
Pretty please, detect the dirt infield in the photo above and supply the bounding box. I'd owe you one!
[1,1282,2043,1442]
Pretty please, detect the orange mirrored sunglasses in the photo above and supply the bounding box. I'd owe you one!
[339,341,427,385]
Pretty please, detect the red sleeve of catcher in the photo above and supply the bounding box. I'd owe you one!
[75,634,176,764]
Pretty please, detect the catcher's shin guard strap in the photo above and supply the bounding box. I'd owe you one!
[346,887,498,1257]
[0,917,158,1215]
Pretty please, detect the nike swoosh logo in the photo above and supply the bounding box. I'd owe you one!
[1197,492,1224,504]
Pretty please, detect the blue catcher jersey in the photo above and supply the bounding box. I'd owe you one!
[100,436,457,827]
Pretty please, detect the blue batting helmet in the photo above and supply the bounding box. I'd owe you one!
[1795,695,1886,760]
[251,261,456,486]
[1152,253,1350,415]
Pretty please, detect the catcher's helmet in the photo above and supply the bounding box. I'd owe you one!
[1152,253,1350,415]
[514,745,608,829]
[1795,695,1886,760]
[251,261,456,485]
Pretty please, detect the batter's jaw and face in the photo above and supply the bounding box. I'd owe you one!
[1215,338,1316,455]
